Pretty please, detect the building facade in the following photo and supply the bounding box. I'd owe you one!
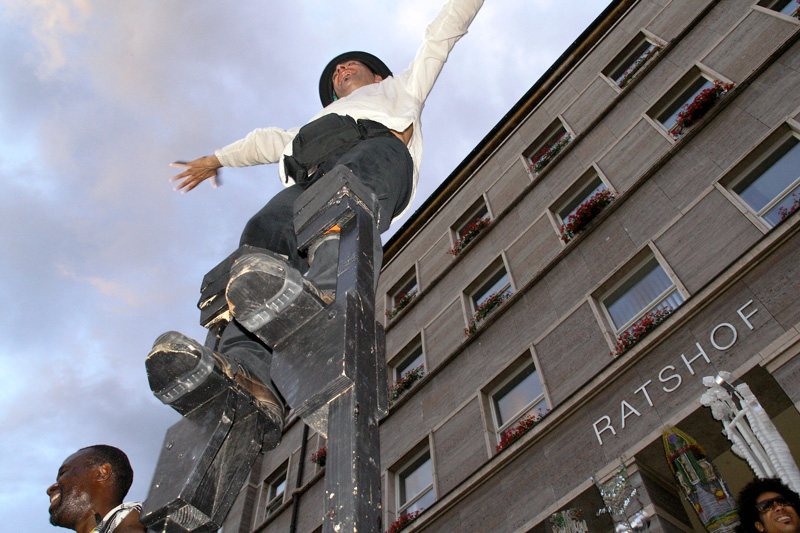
[223,0,800,531]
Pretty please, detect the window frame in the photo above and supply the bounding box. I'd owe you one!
[646,66,733,141]
[469,264,512,312]
[523,119,573,176]
[263,463,288,519]
[602,31,664,89]
[491,361,548,438]
[548,165,616,241]
[389,336,426,384]
[757,0,800,17]
[386,267,419,319]
[600,254,685,335]
[450,196,492,254]
[721,127,800,230]
[395,446,435,517]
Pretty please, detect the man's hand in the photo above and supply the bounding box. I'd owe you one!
[170,155,223,193]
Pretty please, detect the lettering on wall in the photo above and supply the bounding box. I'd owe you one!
[592,300,759,446]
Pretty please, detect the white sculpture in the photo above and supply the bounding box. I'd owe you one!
[700,371,800,493]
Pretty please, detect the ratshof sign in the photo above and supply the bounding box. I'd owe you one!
[592,300,759,446]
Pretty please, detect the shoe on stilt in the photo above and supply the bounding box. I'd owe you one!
[146,331,284,432]
[226,252,332,347]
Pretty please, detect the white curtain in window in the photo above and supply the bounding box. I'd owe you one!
[607,263,673,328]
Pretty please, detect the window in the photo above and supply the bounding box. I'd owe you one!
[492,363,547,432]
[604,257,684,334]
[397,450,435,516]
[759,0,800,16]
[604,33,662,89]
[394,343,424,383]
[731,136,800,227]
[525,120,572,175]
[264,464,288,518]
[649,68,732,139]
[387,269,419,319]
[471,267,512,310]
[449,198,491,256]
[558,179,608,225]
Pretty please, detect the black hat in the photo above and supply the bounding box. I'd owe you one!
[319,51,392,107]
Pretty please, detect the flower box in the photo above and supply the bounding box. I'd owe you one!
[617,45,661,89]
[612,307,674,356]
[669,81,734,139]
[778,192,800,222]
[389,365,425,403]
[560,189,616,243]
[386,511,421,533]
[386,289,418,320]
[311,446,326,468]
[464,291,510,336]
[529,134,572,174]
[448,217,490,256]
[496,409,550,453]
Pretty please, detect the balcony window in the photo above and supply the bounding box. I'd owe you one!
[604,258,684,334]
[732,136,800,227]
[449,200,490,256]
[471,268,511,310]
[387,270,419,320]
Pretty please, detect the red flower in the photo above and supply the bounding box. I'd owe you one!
[560,189,616,242]
[448,217,490,256]
[528,134,572,174]
[388,365,425,403]
[311,447,327,468]
[496,409,551,453]
[669,81,734,138]
[386,289,418,319]
[778,192,800,222]
[612,307,674,356]
[464,290,511,336]
[386,511,422,533]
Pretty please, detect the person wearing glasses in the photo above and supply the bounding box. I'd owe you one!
[737,478,800,533]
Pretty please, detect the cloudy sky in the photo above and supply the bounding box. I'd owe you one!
[0,0,611,530]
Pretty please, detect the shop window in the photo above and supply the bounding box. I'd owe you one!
[731,135,800,227]
[525,120,572,175]
[449,198,491,256]
[759,0,800,16]
[649,69,732,139]
[603,257,684,334]
[263,463,288,518]
[386,268,418,320]
[603,32,662,89]
[492,362,547,433]
[397,449,435,516]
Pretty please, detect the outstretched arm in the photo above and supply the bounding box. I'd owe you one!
[170,155,223,193]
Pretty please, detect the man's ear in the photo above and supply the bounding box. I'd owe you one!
[96,462,113,483]
[373,74,384,83]
[755,520,765,532]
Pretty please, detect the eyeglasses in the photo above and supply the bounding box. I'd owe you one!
[756,496,793,514]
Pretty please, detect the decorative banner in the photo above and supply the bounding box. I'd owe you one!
[594,464,650,532]
[662,426,740,532]
[550,508,589,533]
[700,371,800,493]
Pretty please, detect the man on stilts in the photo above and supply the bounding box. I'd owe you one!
[143,0,484,529]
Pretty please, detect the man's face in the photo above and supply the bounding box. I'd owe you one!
[756,491,800,533]
[46,450,96,530]
[332,60,382,99]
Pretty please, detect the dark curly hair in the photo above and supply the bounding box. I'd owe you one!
[78,445,134,503]
[736,477,800,533]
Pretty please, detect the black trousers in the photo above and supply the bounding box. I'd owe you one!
[219,134,414,384]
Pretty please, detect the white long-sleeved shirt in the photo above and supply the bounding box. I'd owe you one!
[214,0,484,220]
